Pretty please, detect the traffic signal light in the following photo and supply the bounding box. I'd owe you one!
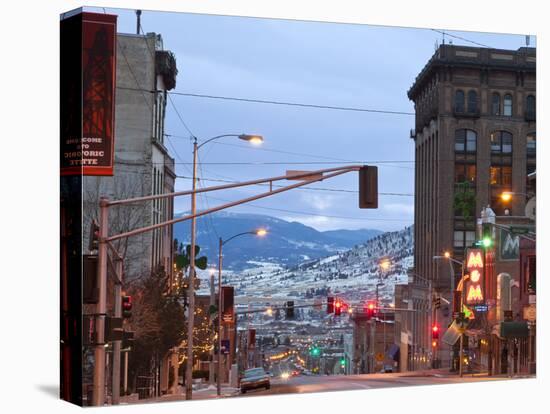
[432,340,438,348]
[286,301,295,319]
[432,324,439,340]
[480,222,493,248]
[365,301,376,319]
[310,346,321,357]
[359,166,378,209]
[327,296,334,314]
[122,330,135,349]
[334,299,342,316]
[89,219,100,251]
[122,295,132,318]
[433,296,441,309]
[340,358,346,368]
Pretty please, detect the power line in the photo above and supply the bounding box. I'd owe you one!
[431,29,492,48]
[175,174,413,197]
[200,194,412,222]
[117,86,415,116]
[165,132,414,170]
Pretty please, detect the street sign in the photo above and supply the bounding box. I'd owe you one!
[375,353,385,362]
[286,170,324,181]
[473,304,488,312]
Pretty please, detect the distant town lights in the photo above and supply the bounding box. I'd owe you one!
[255,228,268,237]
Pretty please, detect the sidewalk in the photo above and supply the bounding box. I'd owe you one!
[153,384,240,402]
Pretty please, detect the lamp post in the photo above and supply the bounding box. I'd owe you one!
[408,271,433,369]
[186,133,263,400]
[433,252,465,371]
[500,191,534,202]
[217,228,268,396]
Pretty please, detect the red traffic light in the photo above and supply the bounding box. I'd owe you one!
[431,325,439,339]
[334,299,342,316]
[122,295,133,318]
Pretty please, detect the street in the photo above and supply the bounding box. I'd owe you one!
[148,369,525,404]
[243,371,512,397]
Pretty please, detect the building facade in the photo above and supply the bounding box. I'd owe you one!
[407,44,536,368]
[83,32,177,282]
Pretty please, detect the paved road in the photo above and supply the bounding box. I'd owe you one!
[237,371,513,398]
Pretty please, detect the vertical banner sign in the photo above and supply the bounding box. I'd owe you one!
[222,286,234,324]
[61,12,117,176]
[465,248,484,304]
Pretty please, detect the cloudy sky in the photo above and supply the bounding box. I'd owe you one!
[88,6,532,232]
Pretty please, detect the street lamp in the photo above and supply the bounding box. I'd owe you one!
[186,133,264,400]
[433,252,465,372]
[217,228,268,396]
[500,191,533,202]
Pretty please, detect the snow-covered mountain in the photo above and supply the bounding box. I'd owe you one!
[213,225,414,305]
[174,211,382,270]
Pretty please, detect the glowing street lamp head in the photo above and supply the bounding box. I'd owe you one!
[239,134,264,145]
[501,192,513,202]
[380,259,391,271]
[255,228,268,237]
[444,251,451,259]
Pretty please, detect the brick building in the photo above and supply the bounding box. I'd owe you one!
[407,44,536,368]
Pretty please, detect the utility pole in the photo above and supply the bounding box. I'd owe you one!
[111,258,123,404]
[209,270,215,386]
[92,197,109,406]
[185,139,199,400]
[217,237,223,396]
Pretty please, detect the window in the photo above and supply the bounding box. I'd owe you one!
[455,129,477,153]
[491,92,501,115]
[490,131,513,154]
[526,95,535,114]
[455,164,476,184]
[455,90,465,113]
[503,94,513,116]
[490,166,512,186]
[526,133,536,156]
[467,90,478,113]
[526,95,536,120]
[453,230,476,248]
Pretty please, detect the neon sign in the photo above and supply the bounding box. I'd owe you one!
[466,248,484,304]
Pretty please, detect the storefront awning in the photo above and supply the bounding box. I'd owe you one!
[500,321,529,338]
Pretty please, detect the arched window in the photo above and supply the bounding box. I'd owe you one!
[455,129,477,153]
[455,90,465,113]
[503,94,513,116]
[490,131,513,154]
[526,95,536,119]
[467,90,478,113]
[491,92,501,115]
[526,132,536,157]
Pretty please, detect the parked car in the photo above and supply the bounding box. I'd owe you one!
[240,367,271,394]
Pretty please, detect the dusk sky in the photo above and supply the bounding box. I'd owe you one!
[88,6,532,232]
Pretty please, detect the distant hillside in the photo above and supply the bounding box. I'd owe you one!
[218,225,414,304]
[173,211,382,270]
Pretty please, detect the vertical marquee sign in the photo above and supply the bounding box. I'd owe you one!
[61,12,117,176]
[465,248,484,304]
[222,286,235,324]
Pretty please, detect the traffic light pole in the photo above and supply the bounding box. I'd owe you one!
[89,165,370,405]
[112,258,123,405]
[92,197,109,406]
